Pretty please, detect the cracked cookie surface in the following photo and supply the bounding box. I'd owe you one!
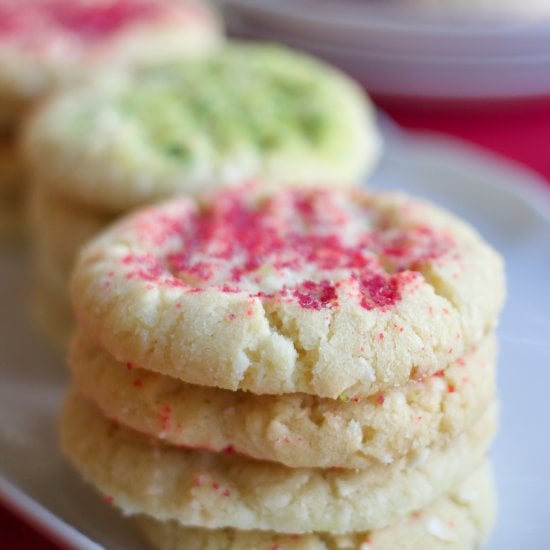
[70,333,497,469]
[60,390,497,534]
[71,187,504,398]
[137,459,496,549]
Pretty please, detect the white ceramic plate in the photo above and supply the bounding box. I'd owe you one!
[1,130,549,549]
[223,0,550,97]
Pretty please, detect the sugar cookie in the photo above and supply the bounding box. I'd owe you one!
[71,187,504,398]
[60,390,497,534]
[137,459,496,549]
[71,333,496,468]
[0,0,222,105]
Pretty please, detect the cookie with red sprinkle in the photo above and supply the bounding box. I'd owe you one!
[70,331,497,469]
[26,41,379,345]
[0,0,222,108]
[137,459,496,549]
[0,0,222,242]
[0,140,24,239]
[31,264,73,349]
[27,185,111,346]
[71,186,504,398]
[60,389,497,535]
[29,185,113,280]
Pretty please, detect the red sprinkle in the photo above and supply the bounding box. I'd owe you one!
[293,279,338,310]
[447,384,456,393]
[159,404,172,431]
[359,274,401,311]
[194,475,205,487]
[119,189,454,314]
[376,393,385,405]
[104,495,114,505]
[133,379,143,388]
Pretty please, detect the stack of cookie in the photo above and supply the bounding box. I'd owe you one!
[0,122,22,238]
[62,185,505,548]
[24,43,380,346]
[0,0,222,239]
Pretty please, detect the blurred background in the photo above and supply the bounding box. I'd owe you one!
[222,0,550,180]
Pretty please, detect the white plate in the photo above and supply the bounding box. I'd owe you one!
[222,0,550,97]
[1,130,549,550]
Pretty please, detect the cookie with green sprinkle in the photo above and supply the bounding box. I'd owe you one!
[25,43,380,214]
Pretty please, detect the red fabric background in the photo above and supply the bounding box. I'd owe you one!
[373,94,550,185]
[0,504,61,550]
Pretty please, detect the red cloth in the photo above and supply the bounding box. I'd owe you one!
[373,94,550,185]
[0,504,61,549]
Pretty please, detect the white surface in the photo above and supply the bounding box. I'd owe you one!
[223,0,550,97]
[1,131,549,549]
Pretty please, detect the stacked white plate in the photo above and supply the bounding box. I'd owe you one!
[222,0,550,98]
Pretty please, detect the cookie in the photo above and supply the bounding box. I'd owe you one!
[0,141,21,180]
[70,333,496,469]
[137,459,496,549]
[0,92,27,130]
[71,187,505,398]
[0,0,222,106]
[31,274,73,349]
[60,389,497,534]
[0,194,22,239]
[0,142,24,239]
[24,43,379,214]
[1,0,222,243]
[28,185,113,279]
[0,163,22,200]
[27,186,112,345]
